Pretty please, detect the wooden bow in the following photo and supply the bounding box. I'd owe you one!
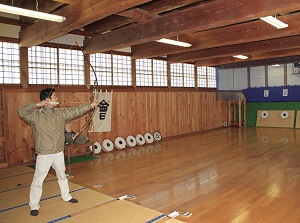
[72,39,100,140]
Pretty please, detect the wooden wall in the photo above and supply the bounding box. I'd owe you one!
[3,89,228,166]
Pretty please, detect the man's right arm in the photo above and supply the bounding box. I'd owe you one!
[18,103,38,124]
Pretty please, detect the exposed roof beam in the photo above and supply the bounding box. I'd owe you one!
[218,55,300,69]
[84,0,300,54]
[140,0,204,14]
[168,35,300,63]
[85,15,134,36]
[133,13,300,59]
[0,16,29,27]
[53,0,76,4]
[19,0,152,47]
[118,8,158,23]
[84,0,201,36]
[195,48,300,67]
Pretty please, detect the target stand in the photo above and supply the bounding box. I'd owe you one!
[256,110,295,128]
[227,98,246,127]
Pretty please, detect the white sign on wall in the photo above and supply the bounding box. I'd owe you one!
[264,90,269,97]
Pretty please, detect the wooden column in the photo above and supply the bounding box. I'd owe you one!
[20,47,28,88]
[131,58,136,89]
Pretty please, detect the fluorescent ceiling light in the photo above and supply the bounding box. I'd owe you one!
[233,55,248,60]
[260,16,288,29]
[0,4,66,22]
[272,64,280,67]
[156,38,192,47]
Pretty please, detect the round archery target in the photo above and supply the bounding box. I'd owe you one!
[90,141,101,154]
[102,139,114,152]
[144,133,154,144]
[153,131,162,142]
[114,136,126,150]
[126,135,137,147]
[280,111,289,119]
[261,111,269,119]
[136,134,145,145]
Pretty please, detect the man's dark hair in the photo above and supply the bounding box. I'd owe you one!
[40,88,55,101]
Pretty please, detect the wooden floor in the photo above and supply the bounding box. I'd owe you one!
[60,127,300,222]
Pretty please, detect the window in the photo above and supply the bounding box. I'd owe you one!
[90,53,112,86]
[197,66,216,88]
[28,46,58,85]
[170,63,183,87]
[136,58,167,87]
[207,67,216,88]
[0,42,20,84]
[153,59,167,87]
[59,48,84,85]
[171,63,195,87]
[136,59,152,86]
[183,63,195,87]
[112,54,131,86]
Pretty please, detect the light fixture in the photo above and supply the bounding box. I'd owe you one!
[156,38,192,47]
[233,55,248,60]
[260,16,288,29]
[0,4,66,22]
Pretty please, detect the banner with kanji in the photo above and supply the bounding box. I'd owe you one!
[92,91,112,132]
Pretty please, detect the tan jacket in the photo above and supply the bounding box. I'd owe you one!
[18,103,92,155]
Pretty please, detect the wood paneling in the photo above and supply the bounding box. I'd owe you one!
[3,90,227,165]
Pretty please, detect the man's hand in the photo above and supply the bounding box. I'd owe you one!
[36,100,49,107]
[91,102,98,109]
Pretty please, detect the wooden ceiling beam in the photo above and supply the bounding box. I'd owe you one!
[0,16,29,27]
[168,35,300,63]
[53,0,76,4]
[195,48,300,67]
[84,15,134,36]
[19,0,152,47]
[141,0,203,14]
[218,55,300,69]
[133,13,300,59]
[118,8,158,23]
[84,0,200,36]
[84,0,300,54]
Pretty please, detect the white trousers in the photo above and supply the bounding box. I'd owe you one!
[29,151,72,210]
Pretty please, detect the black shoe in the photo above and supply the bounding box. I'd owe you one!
[68,198,78,203]
[30,210,38,216]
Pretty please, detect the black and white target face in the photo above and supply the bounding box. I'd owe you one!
[280,111,289,119]
[126,135,136,147]
[90,141,101,154]
[144,133,154,143]
[153,131,162,142]
[102,139,114,152]
[136,134,145,145]
[261,111,269,119]
[114,137,126,149]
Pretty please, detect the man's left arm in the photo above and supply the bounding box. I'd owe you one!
[63,103,98,121]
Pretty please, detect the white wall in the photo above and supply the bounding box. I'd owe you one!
[219,64,300,90]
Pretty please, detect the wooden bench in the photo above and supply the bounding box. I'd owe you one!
[64,140,95,163]
[31,141,96,163]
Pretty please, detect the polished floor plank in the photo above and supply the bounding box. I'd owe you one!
[62,127,300,222]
